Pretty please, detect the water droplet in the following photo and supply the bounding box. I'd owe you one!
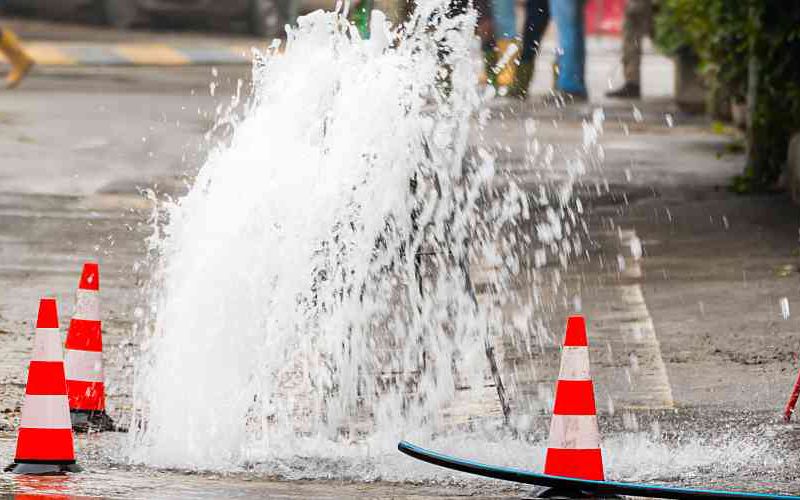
[629,236,642,260]
[780,297,790,319]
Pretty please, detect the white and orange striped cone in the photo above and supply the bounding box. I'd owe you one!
[6,298,80,474]
[64,263,115,432]
[543,315,605,488]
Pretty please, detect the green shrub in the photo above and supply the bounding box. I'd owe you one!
[655,0,800,191]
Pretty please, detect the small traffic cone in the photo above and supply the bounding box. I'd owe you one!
[6,298,80,474]
[64,263,115,432]
[783,366,800,422]
[544,315,605,481]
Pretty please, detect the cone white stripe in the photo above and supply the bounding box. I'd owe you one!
[548,415,601,449]
[32,328,64,362]
[558,346,591,381]
[20,395,71,429]
[73,289,99,321]
[65,350,104,382]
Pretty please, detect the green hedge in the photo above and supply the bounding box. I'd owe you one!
[655,0,800,191]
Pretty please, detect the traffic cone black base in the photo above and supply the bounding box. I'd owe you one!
[5,461,81,475]
[70,409,117,433]
[532,486,623,499]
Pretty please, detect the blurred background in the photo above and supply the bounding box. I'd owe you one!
[0,0,624,40]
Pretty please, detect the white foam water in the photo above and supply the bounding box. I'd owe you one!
[128,0,528,471]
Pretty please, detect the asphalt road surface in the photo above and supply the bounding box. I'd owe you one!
[1,19,799,499]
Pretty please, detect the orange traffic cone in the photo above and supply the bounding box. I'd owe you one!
[6,298,80,474]
[64,263,115,432]
[544,315,605,481]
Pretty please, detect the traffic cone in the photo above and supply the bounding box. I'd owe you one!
[64,263,115,432]
[783,363,800,422]
[544,315,605,481]
[6,298,80,474]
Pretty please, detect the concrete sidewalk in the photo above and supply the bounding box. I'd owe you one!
[0,41,256,66]
[0,16,263,66]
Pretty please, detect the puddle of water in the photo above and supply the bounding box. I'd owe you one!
[0,426,791,498]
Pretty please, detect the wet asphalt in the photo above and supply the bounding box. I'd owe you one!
[0,18,799,499]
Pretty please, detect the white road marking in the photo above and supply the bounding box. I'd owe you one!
[591,229,674,409]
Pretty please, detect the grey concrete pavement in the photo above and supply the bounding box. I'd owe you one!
[0,65,250,196]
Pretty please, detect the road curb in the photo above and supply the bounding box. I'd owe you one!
[0,42,254,66]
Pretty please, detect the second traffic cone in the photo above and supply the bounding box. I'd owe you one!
[6,298,80,474]
[544,315,605,481]
[64,263,115,432]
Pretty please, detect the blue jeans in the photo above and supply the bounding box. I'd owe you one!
[492,0,517,39]
[548,0,587,96]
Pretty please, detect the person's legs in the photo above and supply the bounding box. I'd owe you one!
[491,0,517,40]
[0,25,35,89]
[520,0,549,63]
[475,0,495,84]
[475,0,494,50]
[509,0,549,98]
[491,0,518,88]
[548,0,587,97]
[607,0,651,98]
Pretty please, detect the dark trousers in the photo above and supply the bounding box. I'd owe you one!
[521,0,550,63]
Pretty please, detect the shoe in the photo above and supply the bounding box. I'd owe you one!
[606,82,641,99]
[507,59,533,99]
[0,28,34,89]
[494,38,519,89]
